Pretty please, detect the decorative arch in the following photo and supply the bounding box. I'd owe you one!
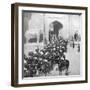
[49,20,63,42]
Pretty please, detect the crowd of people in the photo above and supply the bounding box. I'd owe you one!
[24,37,69,77]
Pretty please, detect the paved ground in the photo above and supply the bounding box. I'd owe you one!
[66,45,80,75]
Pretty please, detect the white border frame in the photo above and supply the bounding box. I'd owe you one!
[18,6,86,84]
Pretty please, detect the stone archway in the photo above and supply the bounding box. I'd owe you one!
[49,20,63,42]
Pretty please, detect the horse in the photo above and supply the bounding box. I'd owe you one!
[58,59,69,75]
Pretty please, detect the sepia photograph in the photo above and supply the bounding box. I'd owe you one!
[11,3,87,87]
